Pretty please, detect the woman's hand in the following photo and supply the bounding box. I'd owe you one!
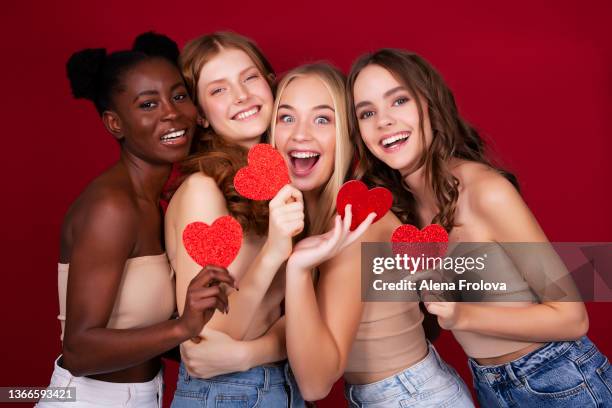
[177,265,236,339]
[181,329,249,378]
[265,184,305,262]
[287,205,376,272]
[423,302,466,330]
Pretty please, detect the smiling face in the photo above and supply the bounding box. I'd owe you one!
[353,64,432,176]
[109,58,196,164]
[196,48,273,148]
[273,75,336,193]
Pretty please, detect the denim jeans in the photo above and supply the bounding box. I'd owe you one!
[171,361,305,407]
[344,343,475,407]
[469,336,612,407]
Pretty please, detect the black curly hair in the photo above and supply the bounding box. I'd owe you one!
[66,32,180,115]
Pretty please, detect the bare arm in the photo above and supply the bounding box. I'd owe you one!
[181,317,287,378]
[62,196,231,377]
[285,209,378,401]
[168,174,303,339]
[426,175,588,341]
[440,302,588,342]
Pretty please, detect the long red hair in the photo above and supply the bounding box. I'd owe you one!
[174,32,276,235]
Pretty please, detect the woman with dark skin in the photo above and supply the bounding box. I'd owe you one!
[38,33,235,407]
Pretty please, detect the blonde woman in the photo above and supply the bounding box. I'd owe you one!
[271,63,474,407]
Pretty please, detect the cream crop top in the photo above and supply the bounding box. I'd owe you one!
[345,301,427,373]
[57,254,176,341]
[450,243,540,358]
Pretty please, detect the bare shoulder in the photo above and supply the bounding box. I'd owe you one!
[60,176,138,261]
[168,172,224,209]
[453,160,521,214]
[73,182,138,232]
[170,173,225,207]
[166,172,228,224]
[452,160,546,241]
[183,171,221,191]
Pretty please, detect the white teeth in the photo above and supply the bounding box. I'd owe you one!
[161,129,185,141]
[290,151,320,159]
[382,133,409,147]
[234,107,259,120]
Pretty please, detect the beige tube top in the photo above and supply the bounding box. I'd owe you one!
[450,243,539,358]
[345,301,427,373]
[58,254,176,341]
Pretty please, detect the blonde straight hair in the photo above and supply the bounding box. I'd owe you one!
[270,63,353,236]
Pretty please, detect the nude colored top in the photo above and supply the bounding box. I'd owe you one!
[57,254,176,341]
[450,243,539,358]
[345,301,427,373]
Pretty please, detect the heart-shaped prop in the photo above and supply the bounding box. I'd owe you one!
[336,180,393,231]
[183,216,243,267]
[234,144,290,200]
[391,224,449,263]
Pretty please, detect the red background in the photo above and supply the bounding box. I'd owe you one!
[1,1,611,406]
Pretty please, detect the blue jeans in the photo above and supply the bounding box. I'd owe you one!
[344,343,475,407]
[469,336,612,407]
[171,361,305,407]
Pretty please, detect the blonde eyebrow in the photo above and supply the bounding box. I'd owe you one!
[278,104,334,112]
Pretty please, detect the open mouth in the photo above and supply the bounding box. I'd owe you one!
[160,129,187,145]
[381,131,410,151]
[232,106,260,121]
[289,150,321,176]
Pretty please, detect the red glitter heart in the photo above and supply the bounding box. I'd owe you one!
[234,144,290,200]
[336,180,393,231]
[391,224,449,261]
[183,216,243,268]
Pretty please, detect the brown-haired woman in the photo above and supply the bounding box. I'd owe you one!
[164,32,305,407]
[347,48,611,407]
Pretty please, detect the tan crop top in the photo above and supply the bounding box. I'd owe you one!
[57,254,176,341]
[450,243,539,358]
[345,301,427,373]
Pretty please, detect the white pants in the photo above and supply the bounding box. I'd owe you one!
[36,356,163,407]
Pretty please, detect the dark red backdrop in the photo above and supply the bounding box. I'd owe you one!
[2,1,611,406]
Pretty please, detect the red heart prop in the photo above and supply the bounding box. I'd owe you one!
[391,224,449,263]
[234,144,290,200]
[183,216,243,267]
[336,180,393,231]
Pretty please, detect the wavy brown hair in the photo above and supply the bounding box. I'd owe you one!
[175,32,276,235]
[347,49,518,232]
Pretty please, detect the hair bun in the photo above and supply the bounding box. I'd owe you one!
[66,48,106,100]
[132,31,179,63]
